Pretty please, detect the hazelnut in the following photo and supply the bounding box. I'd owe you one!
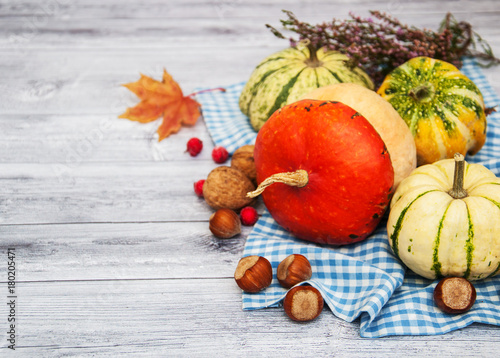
[209,208,241,239]
[283,285,324,322]
[234,256,272,293]
[231,145,257,184]
[203,166,255,211]
[433,277,476,314]
[277,254,312,288]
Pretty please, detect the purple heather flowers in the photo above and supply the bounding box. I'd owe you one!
[267,10,499,87]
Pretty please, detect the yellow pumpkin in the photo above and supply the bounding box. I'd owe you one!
[302,83,417,189]
[378,57,487,166]
[387,154,500,281]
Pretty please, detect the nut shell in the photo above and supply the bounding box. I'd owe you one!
[203,166,255,211]
[277,254,312,288]
[283,285,323,321]
[209,208,241,239]
[234,256,272,293]
[231,145,257,184]
[433,277,476,314]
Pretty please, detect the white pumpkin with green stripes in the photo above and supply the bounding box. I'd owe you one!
[387,154,500,281]
[239,45,374,131]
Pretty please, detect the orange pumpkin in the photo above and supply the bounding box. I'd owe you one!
[302,83,416,189]
[248,99,394,245]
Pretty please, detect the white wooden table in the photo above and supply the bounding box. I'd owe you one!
[1,1,500,356]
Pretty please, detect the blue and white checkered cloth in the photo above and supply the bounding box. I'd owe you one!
[195,57,500,338]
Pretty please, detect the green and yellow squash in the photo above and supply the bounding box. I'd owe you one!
[378,56,487,166]
[387,154,500,281]
[239,45,374,131]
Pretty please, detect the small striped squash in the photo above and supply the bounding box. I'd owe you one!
[387,154,500,281]
[378,56,487,166]
[239,45,374,131]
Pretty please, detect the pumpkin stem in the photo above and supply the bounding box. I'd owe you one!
[409,83,434,103]
[304,43,323,68]
[448,153,468,199]
[247,169,309,198]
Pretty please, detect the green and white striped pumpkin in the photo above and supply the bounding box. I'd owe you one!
[387,154,500,281]
[239,46,374,131]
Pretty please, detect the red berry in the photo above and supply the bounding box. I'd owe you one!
[240,206,258,226]
[194,179,205,197]
[212,146,229,163]
[186,138,203,156]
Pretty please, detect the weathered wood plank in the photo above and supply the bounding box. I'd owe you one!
[0,47,282,115]
[0,161,264,225]
[0,221,253,281]
[0,114,217,163]
[0,278,498,356]
[3,13,499,52]
[2,0,500,19]
[0,46,499,118]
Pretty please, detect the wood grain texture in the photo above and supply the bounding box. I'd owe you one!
[0,161,265,225]
[1,279,498,357]
[0,221,252,281]
[1,0,499,355]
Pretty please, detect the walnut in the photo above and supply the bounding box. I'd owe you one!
[203,166,255,210]
[230,145,257,184]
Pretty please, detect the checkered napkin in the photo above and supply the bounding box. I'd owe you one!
[195,57,500,338]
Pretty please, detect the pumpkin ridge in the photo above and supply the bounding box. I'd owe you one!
[316,51,374,89]
[241,65,293,114]
[442,100,461,120]
[424,115,448,162]
[317,50,344,61]
[246,64,302,112]
[254,56,288,69]
[322,67,343,83]
[356,69,374,89]
[321,62,371,88]
[390,189,437,259]
[464,205,475,279]
[480,196,500,210]
[265,68,306,120]
[447,93,484,119]
[432,202,452,278]
[486,261,500,278]
[440,107,470,143]
[313,67,320,88]
[465,161,471,177]
[432,161,458,189]
[441,77,483,98]
[405,106,419,135]
[435,109,457,134]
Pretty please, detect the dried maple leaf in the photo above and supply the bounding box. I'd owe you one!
[119,69,202,141]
